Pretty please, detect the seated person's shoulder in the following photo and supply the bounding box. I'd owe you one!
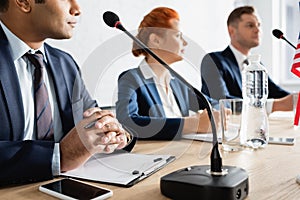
[118,68,140,79]
[45,43,72,58]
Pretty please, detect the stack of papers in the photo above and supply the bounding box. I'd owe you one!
[61,153,175,187]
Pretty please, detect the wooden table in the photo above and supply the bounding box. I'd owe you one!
[1,112,299,200]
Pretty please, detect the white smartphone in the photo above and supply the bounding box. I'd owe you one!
[268,137,295,145]
[39,178,112,200]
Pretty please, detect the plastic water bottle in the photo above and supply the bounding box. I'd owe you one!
[240,54,269,149]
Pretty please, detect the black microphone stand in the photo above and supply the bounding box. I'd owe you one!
[103,11,248,200]
[282,37,297,49]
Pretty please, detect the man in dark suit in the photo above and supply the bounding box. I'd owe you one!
[201,6,293,113]
[0,0,133,185]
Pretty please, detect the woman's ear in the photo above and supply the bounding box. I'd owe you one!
[148,33,160,48]
[15,0,32,13]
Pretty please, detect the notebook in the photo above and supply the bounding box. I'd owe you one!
[61,152,175,187]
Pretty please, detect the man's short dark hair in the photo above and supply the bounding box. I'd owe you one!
[0,0,45,12]
[0,0,9,12]
[227,6,255,27]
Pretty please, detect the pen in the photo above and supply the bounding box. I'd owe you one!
[166,156,176,163]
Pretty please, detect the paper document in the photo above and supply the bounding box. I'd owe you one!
[61,153,175,187]
[182,133,221,143]
[269,111,294,119]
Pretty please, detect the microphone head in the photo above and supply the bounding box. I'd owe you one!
[103,11,120,28]
[272,29,284,39]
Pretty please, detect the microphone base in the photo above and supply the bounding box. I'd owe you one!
[160,165,248,200]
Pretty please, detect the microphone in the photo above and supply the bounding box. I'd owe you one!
[272,29,297,49]
[103,11,248,200]
[103,10,221,172]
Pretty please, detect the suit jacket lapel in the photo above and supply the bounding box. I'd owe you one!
[0,26,24,140]
[44,45,72,133]
[223,47,242,91]
[137,68,165,116]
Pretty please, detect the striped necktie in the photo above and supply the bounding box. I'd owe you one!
[25,51,54,140]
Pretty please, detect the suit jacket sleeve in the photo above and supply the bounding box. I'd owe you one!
[116,70,184,140]
[267,77,290,98]
[0,45,97,186]
[201,53,239,100]
[0,140,54,185]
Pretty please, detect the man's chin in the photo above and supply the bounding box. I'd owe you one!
[254,39,260,46]
[51,32,73,40]
[250,41,259,48]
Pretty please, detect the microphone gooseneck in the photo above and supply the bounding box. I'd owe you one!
[103,11,222,173]
[272,29,297,49]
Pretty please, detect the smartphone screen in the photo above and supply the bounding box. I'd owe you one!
[269,137,295,145]
[39,178,112,200]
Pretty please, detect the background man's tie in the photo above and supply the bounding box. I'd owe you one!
[25,51,54,140]
[241,59,249,71]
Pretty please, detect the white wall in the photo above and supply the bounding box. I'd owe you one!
[47,0,298,106]
[48,0,234,106]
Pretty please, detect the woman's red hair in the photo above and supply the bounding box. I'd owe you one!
[132,7,180,57]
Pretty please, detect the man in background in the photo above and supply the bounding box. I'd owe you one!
[201,6,293,113]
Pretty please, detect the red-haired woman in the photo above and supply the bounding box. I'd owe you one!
[116,7,219,140]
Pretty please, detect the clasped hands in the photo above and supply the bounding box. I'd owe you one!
[60,107,129,172]
[80,107,129,154]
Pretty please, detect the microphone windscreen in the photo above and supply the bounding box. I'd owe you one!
[103,11,120,27]
[272,29,283,39]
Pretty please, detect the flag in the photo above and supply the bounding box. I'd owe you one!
[291,33,300,78]
[291,1,300,127]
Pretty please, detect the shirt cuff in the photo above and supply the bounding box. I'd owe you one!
[52,143,61,176]
[125,131,133,145]
[266,99,274,115]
